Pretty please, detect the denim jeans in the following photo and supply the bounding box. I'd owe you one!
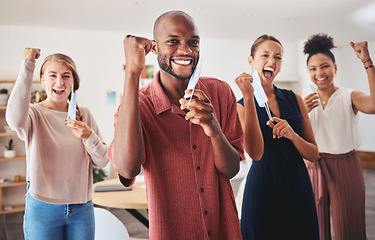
[23,186,94,240]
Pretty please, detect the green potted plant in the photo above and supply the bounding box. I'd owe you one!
[93,166,107,183]
[0,88,9,106]
[4,139,15,158]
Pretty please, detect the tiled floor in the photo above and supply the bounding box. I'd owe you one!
[1,167,374,240]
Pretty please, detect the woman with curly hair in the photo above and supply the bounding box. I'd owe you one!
[303,33,375,240]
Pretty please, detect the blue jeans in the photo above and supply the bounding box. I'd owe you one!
[23,188,94,240]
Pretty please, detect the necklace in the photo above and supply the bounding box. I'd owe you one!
[318,86,338,107]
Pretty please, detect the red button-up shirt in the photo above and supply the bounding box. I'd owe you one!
[109,72,244,239]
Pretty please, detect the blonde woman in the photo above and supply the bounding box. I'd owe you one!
[6,48,109,240]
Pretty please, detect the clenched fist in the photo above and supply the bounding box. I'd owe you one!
[123,35,153,75]
[235,72,254,97]
[23,48,41,63]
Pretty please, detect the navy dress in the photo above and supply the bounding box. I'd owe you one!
[238,86,319,240]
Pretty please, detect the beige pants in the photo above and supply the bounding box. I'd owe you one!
[304,150,366,240]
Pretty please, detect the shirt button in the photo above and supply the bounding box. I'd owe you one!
[192,144,197,149]
[196,166,200,171]
[200,188,204,193]
[204,210,208,215]
[208,231,211,236]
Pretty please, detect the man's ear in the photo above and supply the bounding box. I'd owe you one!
[151,40,157,54]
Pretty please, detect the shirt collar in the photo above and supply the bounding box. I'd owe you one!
[149,71,186,115]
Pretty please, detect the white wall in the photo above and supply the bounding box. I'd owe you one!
[0,25,373,151]
[335,41,375,151]
[0,26,250,145]
[0,25,374,205]
[0,26,129,147]
[0,25,304,143]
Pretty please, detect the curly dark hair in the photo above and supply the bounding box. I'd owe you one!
[304,33,336,64]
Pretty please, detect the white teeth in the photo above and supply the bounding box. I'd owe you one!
[173,60,191,65]
[316,78,326,81]
[53,89,65,94]
[264,67,274,72]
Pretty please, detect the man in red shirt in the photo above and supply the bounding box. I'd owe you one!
[109,10,244,239]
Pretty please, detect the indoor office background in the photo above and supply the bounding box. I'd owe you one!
[0,0,374,239]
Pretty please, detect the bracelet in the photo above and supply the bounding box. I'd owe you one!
[365,64,374,70]
[363,58,372,64]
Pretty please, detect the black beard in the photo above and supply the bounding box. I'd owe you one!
[157,54,196,80]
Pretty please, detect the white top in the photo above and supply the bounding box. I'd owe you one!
[6,60,109,204]
[308,87,361,154]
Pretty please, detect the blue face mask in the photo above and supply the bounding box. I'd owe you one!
[251,68,268,108]
[251,68,273,120]
[301,78,317,99]
[183,56,202,108]
[67,85,76,120]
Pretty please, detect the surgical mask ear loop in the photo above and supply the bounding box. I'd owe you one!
[249,65,254,75]
[187,89,195,109]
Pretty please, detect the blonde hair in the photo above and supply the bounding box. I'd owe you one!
[40,53,80,93]
[40,53,90,168]
[39,53,84,119]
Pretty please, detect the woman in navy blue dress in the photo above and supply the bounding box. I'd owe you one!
[235,35,320,240]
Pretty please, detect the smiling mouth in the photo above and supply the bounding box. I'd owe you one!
[53,89,65,94]
[172,59,193,65]
[316,77,327,81]
[263,67,274,78]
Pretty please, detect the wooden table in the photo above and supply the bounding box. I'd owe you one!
[93,178,149,228]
